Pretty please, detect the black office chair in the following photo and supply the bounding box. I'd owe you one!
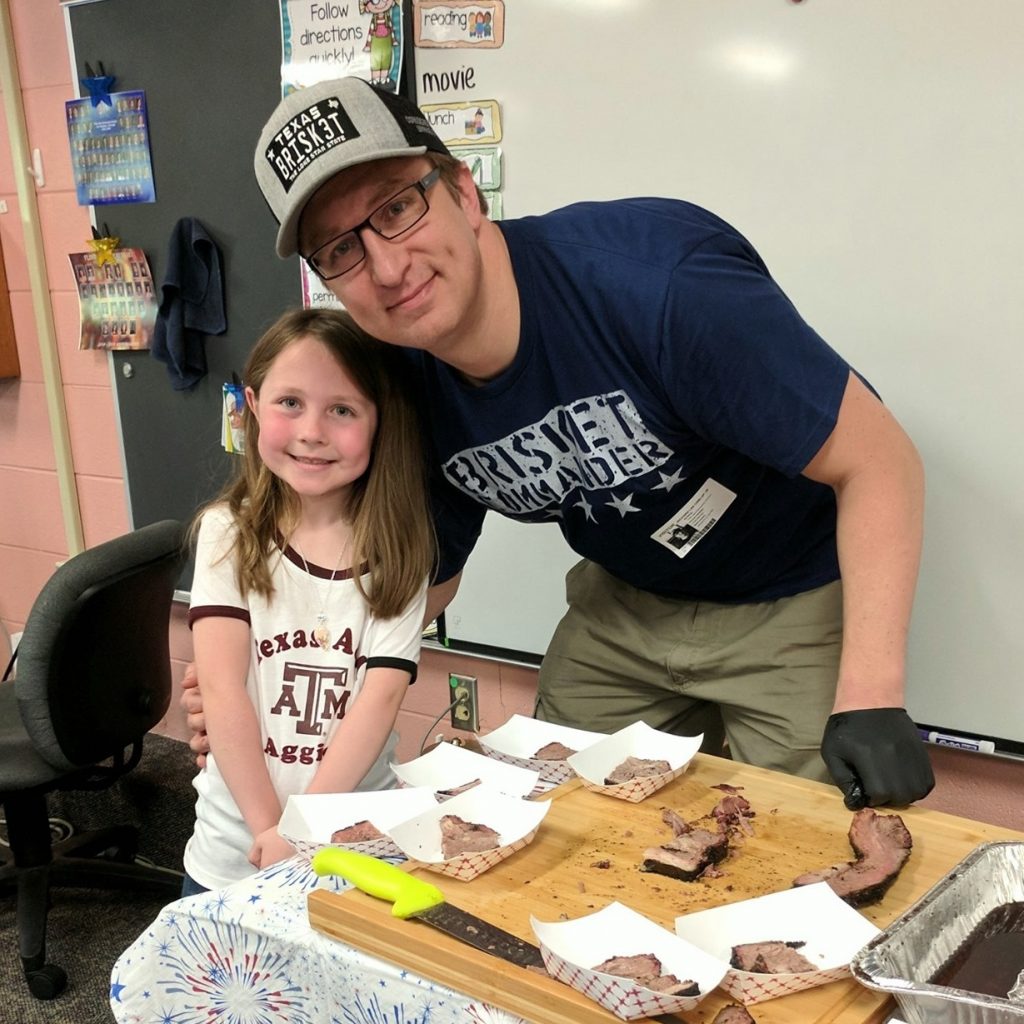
[0,519,188,999]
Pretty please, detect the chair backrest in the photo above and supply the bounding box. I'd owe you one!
[14,519,187,772]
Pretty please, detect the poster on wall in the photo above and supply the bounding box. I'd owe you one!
[69,247,158,351]
[222,383,246,455]
[66,90,156,206]
[280,0,405,93]
[413,0,505,48]
[300,262,344,310]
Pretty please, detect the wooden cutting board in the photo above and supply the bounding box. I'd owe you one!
[308,753,1024,1023]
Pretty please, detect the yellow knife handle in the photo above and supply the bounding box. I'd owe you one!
[312,847,445,919]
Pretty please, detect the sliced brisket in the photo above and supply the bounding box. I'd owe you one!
[641,828,729,881]
[661,807,692,836]
[594,952,663,977]
[643,974,700,996]
[592,952,699,996]
[712,1005,757,1024]
[534,741,577,760]
[712,792,756,837]
[604,755,672,785]
[436,778,482,798]
[330,819,385,843]
[731,940,817,974]
[439,814,500,858]
[793,807,912,907]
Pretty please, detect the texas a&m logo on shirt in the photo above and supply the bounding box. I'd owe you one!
[269,660,352,736]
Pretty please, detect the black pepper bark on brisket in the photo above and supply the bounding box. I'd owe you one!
[730,940,817,974]
[604,755,672,785]
[642,788,756,882]
[591,952,700,996]
[439,814,500,858]
[435,778,482,798]
[712,1005,757,1024]
[533,741,577,760]
[641,828,730,881]
[330,819,385,843]
[792,807,912,907]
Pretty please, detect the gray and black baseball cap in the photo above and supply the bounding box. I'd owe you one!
[254,77,450,259]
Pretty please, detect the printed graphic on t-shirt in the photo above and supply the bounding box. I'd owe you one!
[268,660,352,736]
[653,479,737,559]
[264,98,359,192]
[262,657,356,768]
[442,390,676,517]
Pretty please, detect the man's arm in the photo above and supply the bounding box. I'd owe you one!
[802,370,924,708]
[423,571,462,628]
[802,370,933,807]
[180,662,208,767]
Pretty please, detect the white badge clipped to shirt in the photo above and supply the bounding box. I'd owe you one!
[652,478,737,559]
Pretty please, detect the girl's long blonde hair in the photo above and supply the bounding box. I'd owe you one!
[196,307,434,619]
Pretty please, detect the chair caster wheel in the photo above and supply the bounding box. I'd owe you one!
[27,963,67,999]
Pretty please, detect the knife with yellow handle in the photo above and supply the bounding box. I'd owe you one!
[312,847,545,968]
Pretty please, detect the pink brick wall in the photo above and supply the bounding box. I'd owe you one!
[0,0,128,644]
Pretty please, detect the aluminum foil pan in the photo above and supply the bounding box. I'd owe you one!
[851,841,1024,1024]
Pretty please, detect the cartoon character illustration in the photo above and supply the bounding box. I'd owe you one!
[224,386,246,454]
[360,0,398,87]
[464,108,486,135]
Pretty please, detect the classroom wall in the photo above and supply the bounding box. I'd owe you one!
[0,0,128,641]
[1,0,1020,833]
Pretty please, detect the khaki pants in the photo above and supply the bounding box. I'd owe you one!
[536,561,843,782]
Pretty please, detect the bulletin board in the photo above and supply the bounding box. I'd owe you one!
[64,0,416,586]
[65,0,295,559]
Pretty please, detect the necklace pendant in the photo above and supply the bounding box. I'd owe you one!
[296,545,343,651]
[314,614,331,649]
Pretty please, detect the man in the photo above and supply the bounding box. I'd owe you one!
[185,76,932,809]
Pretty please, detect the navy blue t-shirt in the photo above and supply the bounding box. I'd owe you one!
[409,198,852,603]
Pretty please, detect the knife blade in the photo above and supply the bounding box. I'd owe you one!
[312,847,545,969]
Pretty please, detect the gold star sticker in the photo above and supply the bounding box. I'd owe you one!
[88,235,120,266]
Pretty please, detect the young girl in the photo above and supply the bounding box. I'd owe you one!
[181,307,434,894]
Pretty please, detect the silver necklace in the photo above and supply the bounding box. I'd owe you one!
[295,543,346,649]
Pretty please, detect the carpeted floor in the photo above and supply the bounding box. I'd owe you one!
[0,734,197,1024]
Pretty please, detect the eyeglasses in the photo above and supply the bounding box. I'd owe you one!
[304,167,442,280]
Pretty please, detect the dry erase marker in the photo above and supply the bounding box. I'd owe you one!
[920,729,995,754]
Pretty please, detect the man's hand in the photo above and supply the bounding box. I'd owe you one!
[179,661,210,769]
[821,708,935,810]
[248,826,296,870]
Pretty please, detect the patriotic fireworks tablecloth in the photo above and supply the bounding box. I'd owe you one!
[109,854,529,1024]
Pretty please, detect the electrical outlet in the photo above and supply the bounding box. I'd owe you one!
[448,673,479,732]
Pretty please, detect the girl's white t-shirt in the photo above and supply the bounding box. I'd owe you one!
[184,505,426,890]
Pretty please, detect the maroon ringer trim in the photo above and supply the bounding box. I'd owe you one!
[188,605,251,629]
[365,656,418,685]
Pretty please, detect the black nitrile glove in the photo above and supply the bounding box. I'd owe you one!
[821,708,935,810]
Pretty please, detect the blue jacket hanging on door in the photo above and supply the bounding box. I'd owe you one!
[151,217,226,390]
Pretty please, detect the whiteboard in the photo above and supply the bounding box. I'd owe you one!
[441,514,579,662]
[419,1,1024,746]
